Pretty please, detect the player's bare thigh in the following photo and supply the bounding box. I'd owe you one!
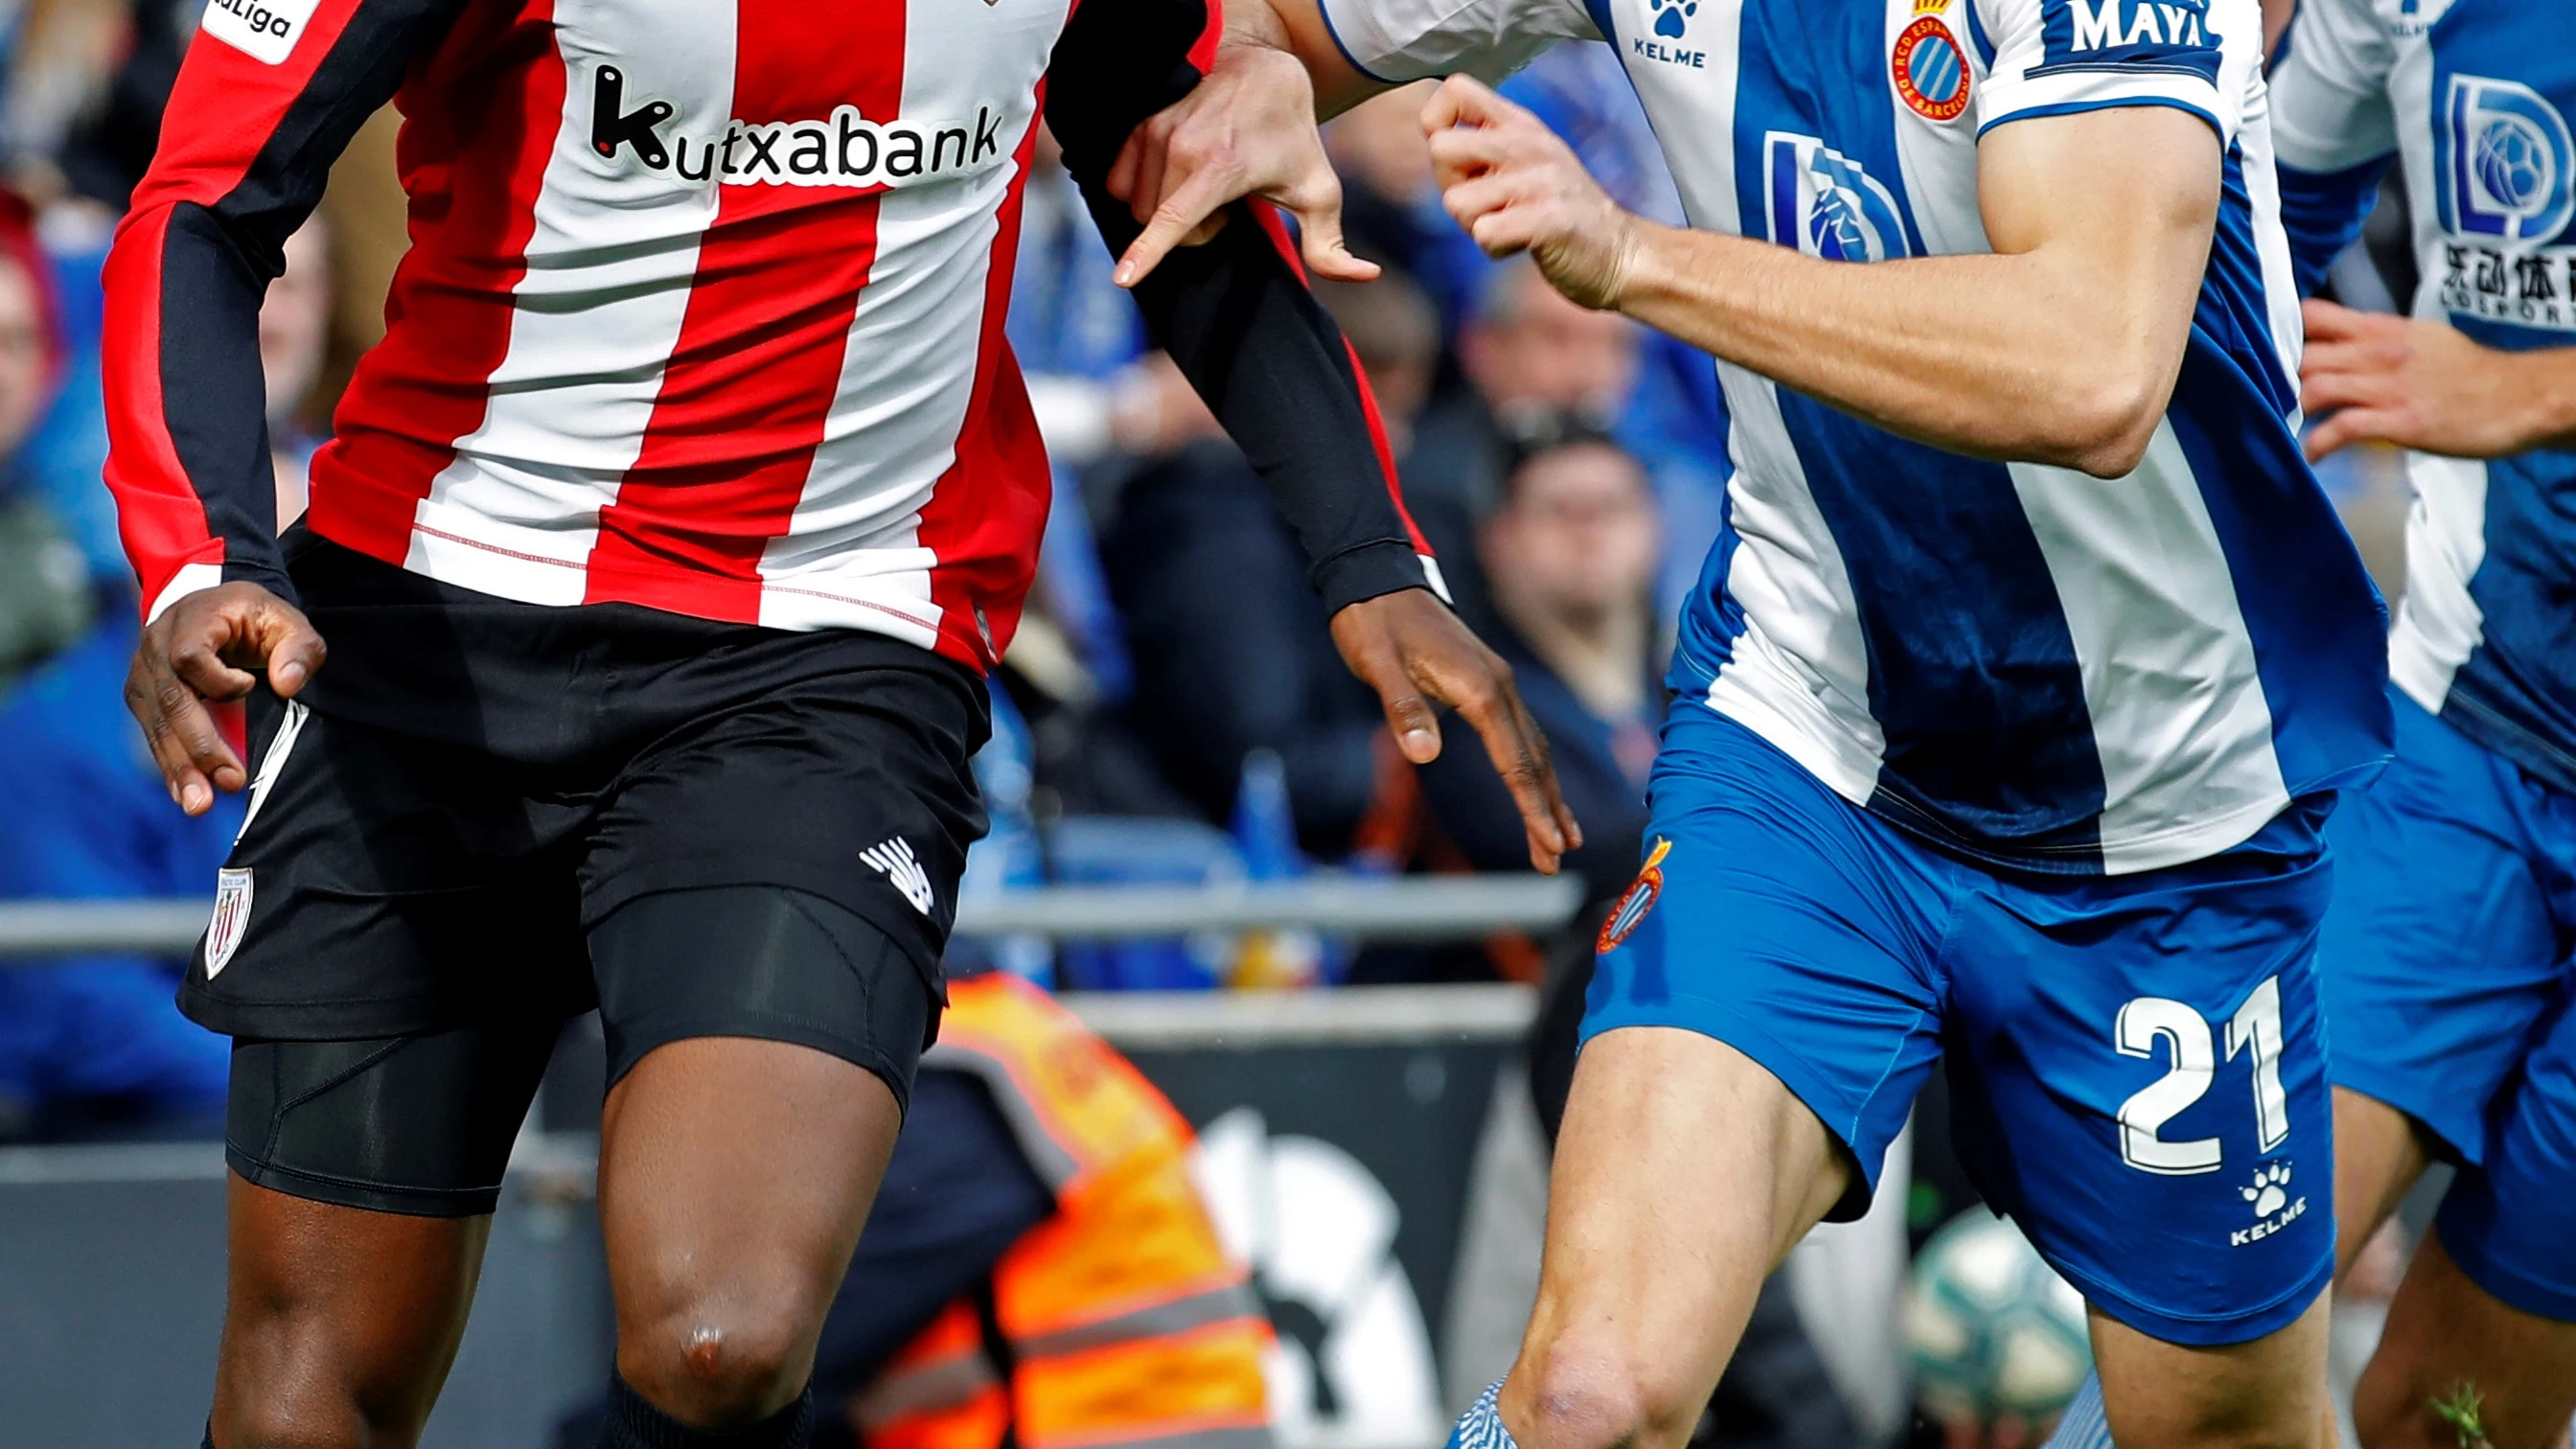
[2088,1291,2334,1449]
[2333,1087,2431,1281]
[2332,1088,2576,1449]
[1498,1025,1849,1449]
[210,1178,489,1449]
[2350,1225,2576,1449]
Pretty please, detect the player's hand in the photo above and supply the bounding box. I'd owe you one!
[2300,299,2531,460]
[1328,587,1581,873]
[1422,75,1639,310]
[1108,42,1379,288]
[126,581,325,816]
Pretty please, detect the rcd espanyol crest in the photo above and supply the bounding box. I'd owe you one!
[1598,838,1673,953]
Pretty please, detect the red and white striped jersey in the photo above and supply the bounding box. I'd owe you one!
[106,0,1429,670]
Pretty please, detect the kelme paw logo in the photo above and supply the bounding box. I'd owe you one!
[1651,0,1697,38]
[2241,1161,2292,1218]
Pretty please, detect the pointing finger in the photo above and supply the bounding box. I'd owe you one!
[1116,167,1234,288]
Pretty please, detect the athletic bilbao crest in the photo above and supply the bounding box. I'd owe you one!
[205,868,254,979]
[1598,838,1671,954]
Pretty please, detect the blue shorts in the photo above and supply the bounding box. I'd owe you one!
[2322,687,2576,1322]
[1585,704,2336,1346]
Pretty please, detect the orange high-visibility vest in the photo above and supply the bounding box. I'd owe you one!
[853,974,1273,1449]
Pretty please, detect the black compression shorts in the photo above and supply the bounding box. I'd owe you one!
[195,530,985,1214]
[227,887,937,1216]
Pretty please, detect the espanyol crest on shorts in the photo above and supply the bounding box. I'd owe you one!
[1764,132,1911,264]
[1598,838,1673,954]
[205,868,254,979]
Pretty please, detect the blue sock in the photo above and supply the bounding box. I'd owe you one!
[1448,1381,1520,1449]
[2039,1371,2113,1449]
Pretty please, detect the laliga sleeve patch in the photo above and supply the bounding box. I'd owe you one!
[1597,838,1672,954]
[203,0,324,66]
[206,868,255,979]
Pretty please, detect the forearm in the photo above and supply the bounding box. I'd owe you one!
[2492,348,2576,454]
[104,0,454,620]
[1609,220,2179,476]
[1051,0,1425,607]
[1090,187,1429,606]
[1221,0,1385,119]
[104,198,294,619]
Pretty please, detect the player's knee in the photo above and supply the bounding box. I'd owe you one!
[214,1317,436,1449]
[2109,1405,2335,1449]
[2350,1369,2451,1449]
[1517,1339,1703,1449]
[216,1400,374,1449]
[616,1301,811,1428]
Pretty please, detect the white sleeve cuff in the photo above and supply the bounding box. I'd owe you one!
[1977,72,2229,146]
[146,561,225,624]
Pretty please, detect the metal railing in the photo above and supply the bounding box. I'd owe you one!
[0,874,1585,961]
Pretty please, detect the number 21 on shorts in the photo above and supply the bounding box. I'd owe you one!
[2111,977,2289,1175]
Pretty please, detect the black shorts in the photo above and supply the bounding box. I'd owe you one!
[196,531,988,1214]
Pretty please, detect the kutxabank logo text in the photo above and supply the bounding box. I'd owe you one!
[863,838,936,917]
[589,64,1009,190]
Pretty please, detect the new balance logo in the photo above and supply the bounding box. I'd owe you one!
[586,63,1008,190]
[862,838,936,916]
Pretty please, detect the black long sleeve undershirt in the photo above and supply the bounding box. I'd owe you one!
[1045,0,1433,615]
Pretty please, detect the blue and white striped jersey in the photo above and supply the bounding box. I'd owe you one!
[1322,0,2391,874]
[2271,0,2576,794]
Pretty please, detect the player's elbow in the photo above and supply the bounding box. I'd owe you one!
[2030,364,2167,479]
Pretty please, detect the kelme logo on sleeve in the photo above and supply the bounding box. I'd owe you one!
[203,0,323,65]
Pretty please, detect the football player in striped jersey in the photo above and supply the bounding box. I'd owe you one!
[105,3,1575,1447]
